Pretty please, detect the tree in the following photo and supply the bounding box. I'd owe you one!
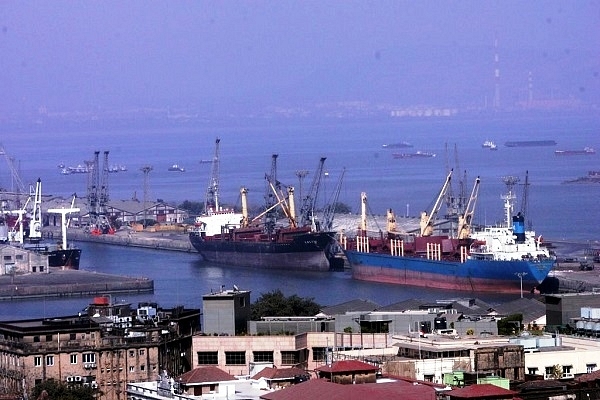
[31,379,98,400]
[178,200,204,215]
[251,289,322,320]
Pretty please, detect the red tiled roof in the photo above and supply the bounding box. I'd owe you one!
[260,379,437,400]
[575,369,600,383]
[252,366,309,380]
[315,360,379,374]
[449,383,517,399]
[176,366,236,384]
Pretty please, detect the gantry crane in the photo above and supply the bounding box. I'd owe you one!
[299,157,326,230]
[87,151,114,235]
[204,138,221,214]
[457,176,481,239]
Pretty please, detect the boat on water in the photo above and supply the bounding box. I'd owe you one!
[504,140,557,147]
[393,151,436,159]
[2,179,81,270]
[189,151,339,271]
[554,147,595,156]
[168,164,185,172]
[382,141,413,149]
[340,171,555,294]
[482,140,498,150]
[563,170,600,184]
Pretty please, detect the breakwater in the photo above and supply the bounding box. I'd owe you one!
[0,270,153,301]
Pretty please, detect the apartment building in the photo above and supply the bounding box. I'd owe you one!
[0,296,200,400]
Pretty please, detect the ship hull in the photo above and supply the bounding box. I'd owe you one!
[189,231,336,271]
[346,251,555,294]
[47,248,82,270]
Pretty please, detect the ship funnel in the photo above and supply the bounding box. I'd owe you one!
[512,213,525,243]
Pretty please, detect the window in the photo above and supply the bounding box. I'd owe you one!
[281,351,298,365]
[34,356,42,367]
[129,350,135,357]
[129,366,135,372]
[70,333,76,340]
[312,347,326,362]
[46,355,54,366]
[238,297,246,307]
[70,354,77,364]
[46,335,53,342]
[197,352,218,365]
[140,364,145,371]
[253,351,273,363]
[83,353,96,363]
[139,349,145,356]
[545,366,553,376]
[33,336,40,343]
[225,351,246,365]
[587,364,597,373]
[564,365,572,375]
[527,367,538,375]
[3,256,11,261]
[16,255,24,261]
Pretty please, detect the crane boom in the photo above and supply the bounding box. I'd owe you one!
[321,167,345,231]
[299,157,326,229]
[420,169,453,236]
[457,176,481,239]
[205,138,221,213]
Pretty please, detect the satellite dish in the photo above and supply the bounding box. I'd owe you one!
[233,285,239,291]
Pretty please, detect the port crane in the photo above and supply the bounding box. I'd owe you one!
[420,169,453,237]
[457,176,481,239]
[204,138,221,214]
[87,151,115,235]
[320,167,345,232]
[299,157,326,231]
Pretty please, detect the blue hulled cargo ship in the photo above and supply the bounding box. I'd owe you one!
[341,172,555,294]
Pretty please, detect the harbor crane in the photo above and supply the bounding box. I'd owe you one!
[87,151,114,235]
[299,157,326,231]
[321,167,345,232]
[204,138,221,214]
[420,169,453,237]
[457,176,481,239]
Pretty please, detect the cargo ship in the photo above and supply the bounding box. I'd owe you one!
[189,188,338,271]
[382,141,413,149]
[341,172,555,294]
[504,140,557,147]
[392,151,436,159]
[554,147,595,156]
[189,149,339,271]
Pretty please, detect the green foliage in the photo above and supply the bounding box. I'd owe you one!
[251,289,322,320]
[344,326,353,333]
[178,200,205,215]
[31,379,97,400]
[497,313,523,336]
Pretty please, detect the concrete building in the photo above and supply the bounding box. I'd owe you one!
[202,286,251,336]
[0,297,199,400]
[545,292,600,331]
[0,244,49,275]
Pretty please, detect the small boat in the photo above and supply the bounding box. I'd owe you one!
[168,164,185,172]
[482,140,498,150]
[382,141,413,149]
[554,147,595,156]
[392,151,436,159]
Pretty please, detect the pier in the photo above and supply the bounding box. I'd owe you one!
[0,269,153,301]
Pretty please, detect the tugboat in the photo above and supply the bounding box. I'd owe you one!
[168,164,185,172]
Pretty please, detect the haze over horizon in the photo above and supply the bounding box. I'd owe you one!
[1,1,599,118]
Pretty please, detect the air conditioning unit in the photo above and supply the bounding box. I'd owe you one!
[74,376,82,382]
[66,376,74,382]
[91,382,98,389]
[90,362,97,368]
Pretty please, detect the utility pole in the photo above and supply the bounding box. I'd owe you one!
[140,165,153,228]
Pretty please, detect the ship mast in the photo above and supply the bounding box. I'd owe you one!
[502,176,519,228]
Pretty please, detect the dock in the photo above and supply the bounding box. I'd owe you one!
[0,269,153,301]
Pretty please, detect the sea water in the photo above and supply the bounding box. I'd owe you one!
[1,114,598,319]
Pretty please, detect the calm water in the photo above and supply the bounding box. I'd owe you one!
[1,115,599,320]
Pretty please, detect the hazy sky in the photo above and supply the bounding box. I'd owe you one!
[1,1,598,115]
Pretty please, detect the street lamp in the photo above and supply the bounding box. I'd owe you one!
[515,272,528,298]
